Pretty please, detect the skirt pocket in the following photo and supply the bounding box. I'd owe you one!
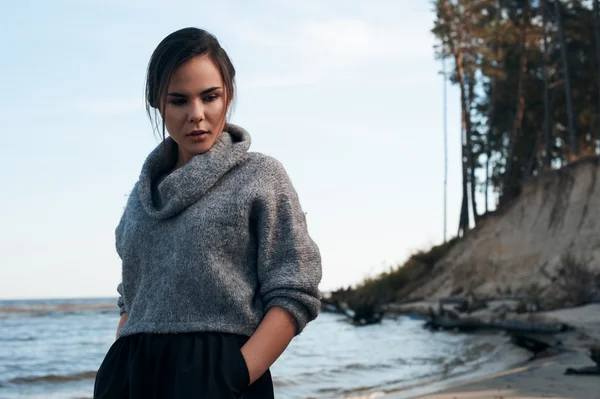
[222,334,250,397]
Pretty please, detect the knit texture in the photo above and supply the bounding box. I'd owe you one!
[115,124,322,337]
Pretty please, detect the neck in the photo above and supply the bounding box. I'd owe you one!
[175,148,193,171]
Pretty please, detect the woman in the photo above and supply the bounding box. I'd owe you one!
[93,27,322,399]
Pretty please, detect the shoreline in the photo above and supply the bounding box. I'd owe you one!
[404,351,597,399]
[379,304,600,399]
[377,341,531,399]
[342,329,533,399]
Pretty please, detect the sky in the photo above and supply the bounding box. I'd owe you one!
[0,0,464,300]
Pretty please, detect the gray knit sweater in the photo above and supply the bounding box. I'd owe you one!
[115,124,322,337]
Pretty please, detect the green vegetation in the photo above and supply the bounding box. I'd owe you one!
[433,0,600,235]
[327,238,459,311]
[557,253,600,306]
[329,1,600,311]
[353,238,459,304]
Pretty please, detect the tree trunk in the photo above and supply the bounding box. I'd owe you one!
[464,2,479,224]
[542,0,552,169]
[503,19,528,202]
[459,75,471,235]
[554,0,579,157]
[458,192,469,237]
[458,136,470,237]
[484,150,490,213]
[441,0,471,233]
[458,55,472,232]
[486,0,502,213]
[466,72,479,223]
[485,75,492,213]
[524,129,541,181]
[458,100,469,236]
[594,0,600,136]
[442,56,449,242]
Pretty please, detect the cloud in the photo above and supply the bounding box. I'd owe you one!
[239,17,435,89]
[245,17,431,61]
[74,98,144,116]
[302,19,393,61]
[242,71,319,89]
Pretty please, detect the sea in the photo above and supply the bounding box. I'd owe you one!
[0,298,527,399]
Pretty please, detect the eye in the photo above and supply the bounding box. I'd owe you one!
[169,98,187,106]
[203,94,219,103]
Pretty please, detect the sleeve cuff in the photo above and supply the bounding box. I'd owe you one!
[117,296,127,316]
[117,283,127,316]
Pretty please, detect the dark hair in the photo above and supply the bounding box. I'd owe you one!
[145,27,236,141]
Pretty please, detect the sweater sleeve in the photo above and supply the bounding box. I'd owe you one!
[115,191,134,317]
[117,282,127,316]
[254,157,322,335]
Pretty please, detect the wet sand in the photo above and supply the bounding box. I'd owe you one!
[384,304,600,399]
[408,352,598,399]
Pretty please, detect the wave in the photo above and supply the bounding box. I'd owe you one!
[0,303,116,315]
[0,336,36,342]
[272,378,296,387]
[290,361,398,380]
[9,371,97,385]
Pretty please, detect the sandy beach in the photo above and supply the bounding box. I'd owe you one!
[408,352,598,399]
[381,304,600,399]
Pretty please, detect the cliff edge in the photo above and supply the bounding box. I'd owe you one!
[411,157,600,307]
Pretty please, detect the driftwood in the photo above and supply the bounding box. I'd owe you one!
[424,307,570,336]
[565,347,600,375]
[321,299,384,326]
[457,300,488,314]
[321,288,386,326]
[592,347,600,365]
[491,319,570,334]
[345,309,384,326]
[321,303,345,314]
[439,297,468,305]
[343,302,385,326]
[565,366,600,375]
[425,307,490,331]
[424,317,488,331]
[439,295,488,314]
[510,333,562,359]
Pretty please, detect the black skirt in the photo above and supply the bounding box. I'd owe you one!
[93,332,274,399]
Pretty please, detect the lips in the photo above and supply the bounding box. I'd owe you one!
[187,130,209,136]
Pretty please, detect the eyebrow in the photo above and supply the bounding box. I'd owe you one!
[167,87,222,97]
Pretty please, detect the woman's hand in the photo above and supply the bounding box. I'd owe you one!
[116,313,128,340]
[240,307,296,385]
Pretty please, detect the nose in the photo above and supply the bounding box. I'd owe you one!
[189,99,204,123]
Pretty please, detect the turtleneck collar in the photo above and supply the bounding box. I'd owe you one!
[138,123,251,219]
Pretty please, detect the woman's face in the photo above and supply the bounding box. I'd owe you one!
[161,56,228,166]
